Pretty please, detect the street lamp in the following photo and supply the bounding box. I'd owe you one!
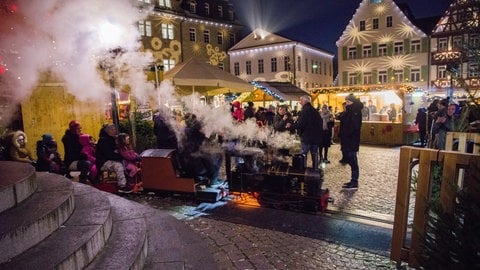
[100,47,124,134]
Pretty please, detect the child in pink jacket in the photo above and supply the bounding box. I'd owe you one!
[117,133,141,179]
[79,134,98,182]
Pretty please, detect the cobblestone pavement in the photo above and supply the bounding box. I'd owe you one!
[127,145,403,269]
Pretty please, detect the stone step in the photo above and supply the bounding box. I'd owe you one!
[0,172,75,263]
[0,182,113,270]
[85,194,148,270]
[0,161,37,213]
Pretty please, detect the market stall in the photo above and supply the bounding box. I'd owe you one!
[311,84,425,145]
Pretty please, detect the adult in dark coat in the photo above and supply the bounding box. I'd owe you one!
[153,112,178,149]
[179,114,222,186]
[244,102,255,120]
[288,95,323,169]
[61,120,91,183]
[95,124,131,193]
[338,94,363,189]
[415,108,427,147]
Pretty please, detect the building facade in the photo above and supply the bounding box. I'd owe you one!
[228,29,334,91]
[430,0,480,99]
[137,0,243,72]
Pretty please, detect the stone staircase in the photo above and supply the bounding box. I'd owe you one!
[0,161,217,270]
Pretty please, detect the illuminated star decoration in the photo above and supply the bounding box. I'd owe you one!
[372,2,389,16]
[342,22,374,45]
[377,33,395,44]
[395,22,416,38]
[347,61,374,73]
[380,54,416,70]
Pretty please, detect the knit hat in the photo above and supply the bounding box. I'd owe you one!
[345,94,357,102]
[68,120,81,133]
[42,134,53,143]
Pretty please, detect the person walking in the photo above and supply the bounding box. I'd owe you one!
[287,95,323,170]
[338,94,363,190]
[319,105,334,164]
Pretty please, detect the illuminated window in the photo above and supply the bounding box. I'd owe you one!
[348,47,357,59]
[138,0,151,3]
[373,18,379,29]
[410,40,421,53]
[378,70,387,83]
[348,73,358,85]
[217,32,223,45]
[234,62,240,76]
[159,0,171,8]
[394,42,403,55]
[246,60,251,75]
[410,68,420,82]
[438,65,447,79]
[271,58,277,72]
[318,61,322,74]
[438,38,448,51]
[452,36,462,50]
[163,58,175,72]
[218,5,223,17]
[468,62,479,77]
[363,45,372,58]
[469,34,479,47]
[284,56,291,71]
[378,44,387,56]
[359,20,366,31]
[145,21,152,37]
[203,30,210,43]
[258,59,264,74]
[363,72,372,84]
[138,21,145,36]
[386,16,393,28]
[393,69,403,82]
[204,3,209,15]
[161,24,173,39]
[370,0,382,3]
[189,28,196,42]
[138,21,152,37]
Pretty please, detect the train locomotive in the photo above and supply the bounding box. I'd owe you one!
[225,146,330,213]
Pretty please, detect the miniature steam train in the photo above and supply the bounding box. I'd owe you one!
[137,146,330,213]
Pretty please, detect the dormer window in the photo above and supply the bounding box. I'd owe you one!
[218,5,223,17]
[204,3,210,15]
[189,1,197,13]
[159,0,171,8]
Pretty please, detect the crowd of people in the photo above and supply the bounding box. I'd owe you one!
[2,89,477,195]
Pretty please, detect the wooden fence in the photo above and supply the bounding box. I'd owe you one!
[390,145,480,267]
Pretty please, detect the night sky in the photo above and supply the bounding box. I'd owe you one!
[229,0,453,54]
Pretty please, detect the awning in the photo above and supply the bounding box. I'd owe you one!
[251,81,310,102]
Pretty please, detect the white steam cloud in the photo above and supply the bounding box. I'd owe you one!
[0,0,153,102]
